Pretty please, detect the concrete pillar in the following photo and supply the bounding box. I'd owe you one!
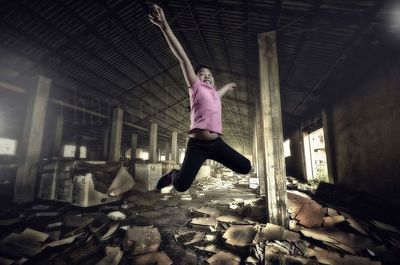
[165,142,170,161]
[74,134,82,160]
[109,108,123,161]
[171,131,178,164]
[14,75,51,204]
[321,108,337,184]
[129,133,138,174]
[258,31,288,227]
[255,94,266,195]
[130,133,138,160]
[149,123,158,163]
[53,113,63,157]
[102,129,110,160]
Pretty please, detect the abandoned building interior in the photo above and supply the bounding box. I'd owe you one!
[0,0,399,264]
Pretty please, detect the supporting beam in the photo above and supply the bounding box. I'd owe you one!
[102,129,110,160]
[53,113,64,158]
[109,108,123,161]
[149,123,158,163]
[130,133,138,161]
[258,32,288,227]
[129,133,138,174]
[171,131,178,164]
[13,75,51,204]
[254,93,266,195]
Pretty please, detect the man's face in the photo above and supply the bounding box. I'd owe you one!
[197,68,215,87]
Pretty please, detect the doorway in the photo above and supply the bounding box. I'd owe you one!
[303,128,329,182]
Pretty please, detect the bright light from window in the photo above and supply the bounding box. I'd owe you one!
[284,139,291,158]
[0,138,17,155]
[141,151,149,160]
[79,146,87,159]
[160,155,166,161]
[63,145,87,158]
[179,149,185,164]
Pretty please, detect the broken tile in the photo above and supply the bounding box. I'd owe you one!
[194,244,221,254]
[190,217,218,231]
[131,251,172,265]
[45,234,78,248]
[207,251,240,265]
[323,215,346,227]
[346,218,369,235]
[107,211,126,221]
[300,228,338,244]
[193,207,221,217]
[122,226,161,255]
[282,229,301,241]
[223,225,257,247]
[99,222,120,241]
[174,231,205,245]
[216,215,241,223]
[95,246,123,265]
[107,167,135,196]
[307,247,382,265]
[253,223,285,242]
[294,200,326,228]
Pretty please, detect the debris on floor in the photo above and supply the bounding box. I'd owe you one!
[0,166,399,264]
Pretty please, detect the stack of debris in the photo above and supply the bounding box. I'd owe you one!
[1,167,399,264]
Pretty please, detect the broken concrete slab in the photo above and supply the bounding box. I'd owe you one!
[193,207,221,217]
[207,251,240,265]
[223,225,257,247]
[95,246,123,265]
[131,251,172,265]
[216,215,241,224]
[190,217,218,231]
[307,247,382,265]
[107,167,135,197]
[265,243,317,265]
[122,226,161,255]
[107,211,126,221]
[174,231,205,245]
[323,215,346,227]
[300,228,338,244]
[194,244,221,254]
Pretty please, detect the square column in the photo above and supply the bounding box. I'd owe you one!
[53,113,64,157]
[109,108,123,161]
[102,129,110,160]
[171,131,178,164]
[14,75,51,204]
[258,32,288,227]
[149,123,158,163]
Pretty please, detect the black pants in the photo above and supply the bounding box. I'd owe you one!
[170,137,251,192]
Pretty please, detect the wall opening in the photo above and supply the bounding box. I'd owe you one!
[62,145,87,159]
[303,128,329,182]
[0,138,17,156]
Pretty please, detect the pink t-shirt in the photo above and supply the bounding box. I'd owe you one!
[189,79,222,134]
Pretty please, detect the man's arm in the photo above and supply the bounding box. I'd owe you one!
[218,82,236,97]
[149,5,197,87]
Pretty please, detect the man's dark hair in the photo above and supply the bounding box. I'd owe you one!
[195,64,212,75]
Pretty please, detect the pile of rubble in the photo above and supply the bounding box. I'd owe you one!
[0,168,399,264]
